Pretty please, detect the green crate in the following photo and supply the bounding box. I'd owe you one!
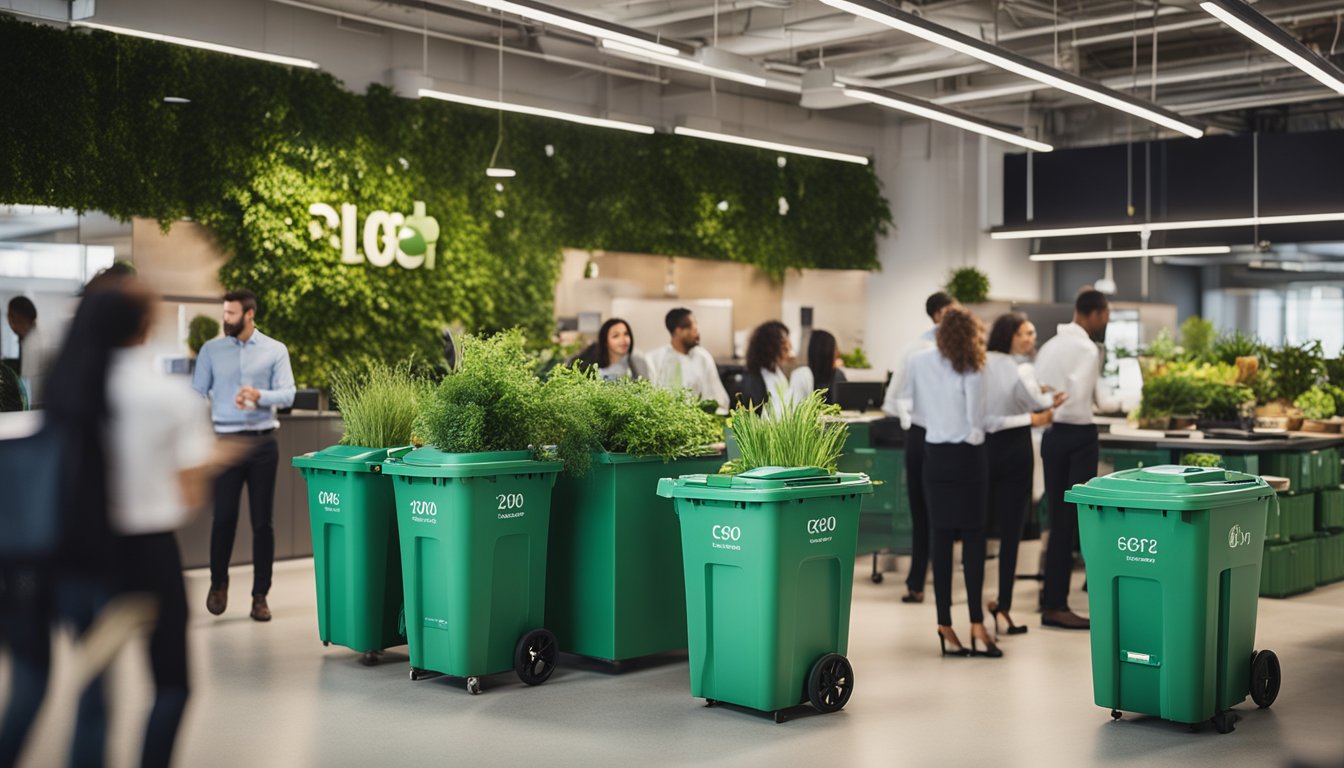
[1317,487,1344,532]
[1261,451,1315,492]
[1260,538,1318,598]
[839,446,909,555]
[1218,453,1260,475]
[1317,532,1344,586]
[1319,447,1342,488]
[1278,492,1316,541]
[1101,448,1173,472]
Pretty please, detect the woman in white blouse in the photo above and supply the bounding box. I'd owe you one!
[573,318,649,381]
[788,330,846,405]
[903,307,999,658]
[982,313,1066,636]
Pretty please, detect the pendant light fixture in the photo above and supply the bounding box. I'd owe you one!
[486,17,516,179]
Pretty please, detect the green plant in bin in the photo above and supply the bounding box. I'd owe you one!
[944,267,990,304]
[1181,453,1224,468]
[720,389,848,475]
[329,359,429,449]
[1293,388,1337,421]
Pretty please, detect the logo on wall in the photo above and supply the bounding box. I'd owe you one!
[308,201,440,270]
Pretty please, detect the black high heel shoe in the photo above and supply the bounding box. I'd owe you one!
[902,590,925,604]
[970,626,1004,658]
[938,628,969,657]
[993,610,1028,636]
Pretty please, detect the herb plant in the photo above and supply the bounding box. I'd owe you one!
[1294,388,1337,421]
[415,331,547,455]
[720,390,848,475]
[1211,331,1265,366]
[330,359,430,449]
[1140,374,1207,417]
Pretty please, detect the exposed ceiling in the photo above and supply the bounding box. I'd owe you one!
[275,0,1344,146]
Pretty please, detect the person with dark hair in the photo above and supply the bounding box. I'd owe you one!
[788,329,847,405]
[982,312,1066,635]
[6,295,51,408]
[1033,288,1121,630]
[647,308,729,410]
[191,288,295,622]
[881,291,958,604]
[739,320,793,412]
[904,306,999,658]
[574,318,649,381]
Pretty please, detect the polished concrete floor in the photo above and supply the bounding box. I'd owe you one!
[5,542,1343,768]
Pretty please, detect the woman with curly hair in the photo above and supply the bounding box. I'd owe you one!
[739,320,793,412]
[903,306,1000,658]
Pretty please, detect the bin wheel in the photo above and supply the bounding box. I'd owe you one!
[806,653,854,714]
[514,628,559,686]
[359,651,379,667]
[467,677,482,696]
[1212,711,1237,734]
[409,667,427,682]
[323,641,330,647]
[1110,709,1122,721]
[1249,650,1281,709]
[704,699,717,708]
[871,572,884,584]
[773,711,786,724]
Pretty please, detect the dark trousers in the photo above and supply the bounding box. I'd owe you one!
[904,425,930,593]
[119,534,189,768]
[210,435,278,596]
[923,442,988,627]
[0,569,110,768]
[1041,423,1099,611]
[986,427,1034,613]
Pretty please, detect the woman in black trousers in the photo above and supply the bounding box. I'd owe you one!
[903,307,1000,658]
[982,313,1064,635]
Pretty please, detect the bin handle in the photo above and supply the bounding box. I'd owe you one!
[387,445,415,461]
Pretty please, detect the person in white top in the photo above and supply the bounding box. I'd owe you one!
[572,318,650,381]
[740,321,793,414]
[788,329,847,406]
[983,313,1067,636]
[6,296,51,408]
[646,308,730,411]
[903,307,1000,659]
[1033,289,1121,631]
[882,291,956,605]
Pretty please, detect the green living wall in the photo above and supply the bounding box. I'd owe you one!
[0,17,891,386]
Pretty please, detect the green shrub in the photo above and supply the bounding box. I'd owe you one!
[1140,374,1207,417]
[1267,341,1325,401]
[1179,316,1216,361]
[187,315,220,356]
[1199,383,1254,422]
[1294,388,1337,420]
[330,359,430,448]
[944,267,989,304]
[414,331,547,455]
[839,346,870,369]
[720,390,848,475]
[1181,453,1224,468]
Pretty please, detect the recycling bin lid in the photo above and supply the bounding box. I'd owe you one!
[1064,464,1274,511]
[655,465,872,502]
[292,444,395,473]
[382,445,561,478]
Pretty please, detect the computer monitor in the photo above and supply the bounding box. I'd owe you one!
[830,380,885,413]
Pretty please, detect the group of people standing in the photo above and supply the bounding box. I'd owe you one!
[572,307,847,413]
[887,289,1114,657]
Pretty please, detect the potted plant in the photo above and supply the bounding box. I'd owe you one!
[944,266,990,304]
[839,346,871,370]
[542,365,725,663]
[187,314,220,357]
[381,331,564,694]
[291,359,428,664]
[1138,374,1205,430]
[1196,383,1255,431]
[1295,388,1339,433]
[655,390,872,721]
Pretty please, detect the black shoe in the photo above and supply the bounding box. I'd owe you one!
[938,628,969,657]
[901,590,925,604]
[970,626,1003,658]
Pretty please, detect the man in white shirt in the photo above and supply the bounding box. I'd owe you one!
[646,308,730,411]
[1033,289,1121,630]
[881,291,955,604]
[6,296,50,408]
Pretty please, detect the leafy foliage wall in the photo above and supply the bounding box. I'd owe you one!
[0,17,891,386]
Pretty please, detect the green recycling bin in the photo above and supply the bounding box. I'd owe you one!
[1067,465,1282,734]
[292,446,405,663]
[382,447,562,695]
[547,451,725,664]
[656,466,872,722]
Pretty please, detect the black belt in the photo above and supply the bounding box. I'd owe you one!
[217,427,276,436]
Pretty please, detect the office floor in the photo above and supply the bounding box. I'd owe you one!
[5,545,1343,768]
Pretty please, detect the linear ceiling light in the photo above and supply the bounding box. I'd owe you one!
[418,88,655,134]
[1200,0,1344,96]
[1029,246,1232,262]
[819,0,1204,138]
[842,87,1053,152]
[600,40,769,87]
[70,21,319,68]
[672,126,869,165]
[994,211,1344,239]
[458,0,679,57]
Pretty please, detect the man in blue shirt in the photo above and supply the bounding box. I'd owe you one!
[191,289,294,622]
